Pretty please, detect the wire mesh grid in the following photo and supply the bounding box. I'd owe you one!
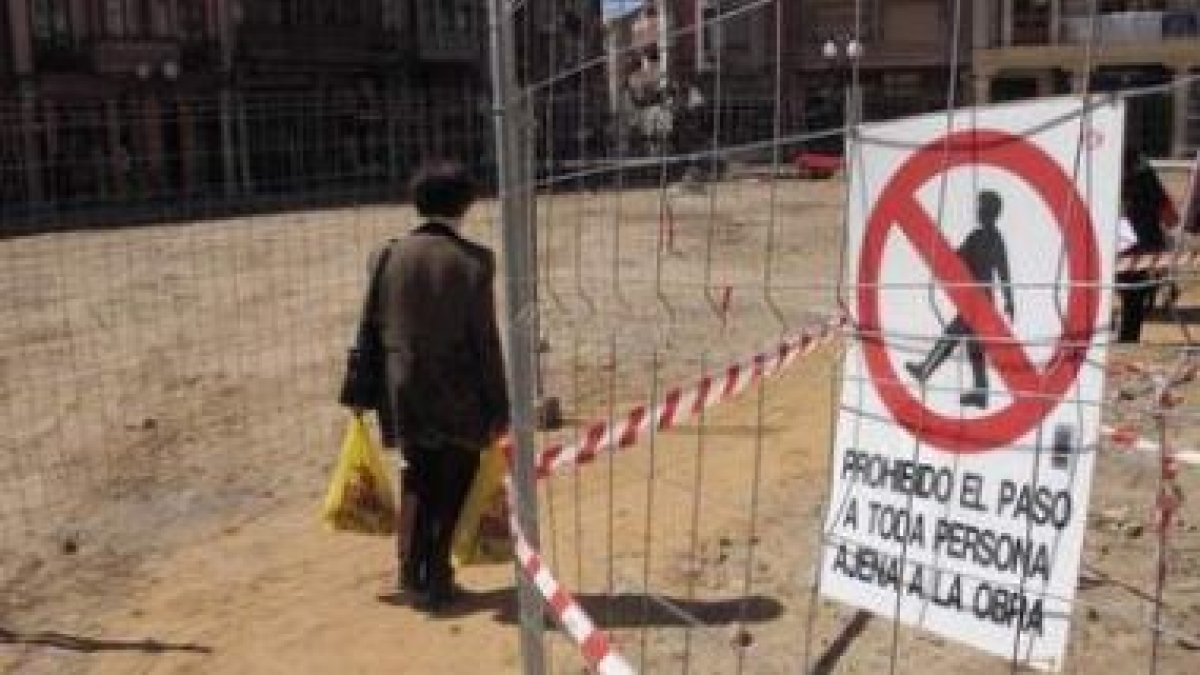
[507,1,1200,673]
[1,0,1200,673]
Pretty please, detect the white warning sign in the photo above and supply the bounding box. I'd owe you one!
[819,96,1124,670]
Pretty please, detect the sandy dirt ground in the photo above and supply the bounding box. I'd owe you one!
[2,173,1199,674]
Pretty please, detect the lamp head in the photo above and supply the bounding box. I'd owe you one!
[822,39,838,60]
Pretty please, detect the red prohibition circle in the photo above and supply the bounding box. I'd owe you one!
[858,129,1101,453]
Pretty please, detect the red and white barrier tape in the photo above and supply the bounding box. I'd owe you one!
[498,315,846,673]
[502,474,635,675]
[1099,423,1194,537]
[534,317,847,478]
[1102,424,1199,467]
[1115,249,1200,273]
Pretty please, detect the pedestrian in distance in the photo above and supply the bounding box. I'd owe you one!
[364,160,510,610]
[1116,146,1176,343]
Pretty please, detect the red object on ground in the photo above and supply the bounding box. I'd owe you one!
[793,152,843,178]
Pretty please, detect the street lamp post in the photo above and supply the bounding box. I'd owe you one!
[821,34,863,129]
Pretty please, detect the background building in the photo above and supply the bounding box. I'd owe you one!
[3,0,229,210]
[974,0,1200,157]
[0,0,607,224]
[231,1,492,198]
[4,1,1198,223]
[517,0,609,176]
[799,0,973,140]
[609,0,804,154]
[605,0,1198,161]
[609,0,971,156]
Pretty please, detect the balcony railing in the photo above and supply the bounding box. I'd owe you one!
[238,27,397,65]
[32,39,213,76]
[90,39,182,75]
[1059,9,1198,45]
[986,9,1200,49]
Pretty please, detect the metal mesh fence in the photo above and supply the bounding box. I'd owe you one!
[0,90,492,232]
[2,0,1200,673]
[504,1,1200,673]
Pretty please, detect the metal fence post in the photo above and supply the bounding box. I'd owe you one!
[487,1,546,674]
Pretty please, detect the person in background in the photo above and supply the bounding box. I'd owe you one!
[1116,147,1177,343]
[375,161,510,610]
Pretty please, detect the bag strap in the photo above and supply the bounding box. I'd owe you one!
[359,240,394,333]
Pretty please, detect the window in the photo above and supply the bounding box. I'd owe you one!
[883,0,940,44]
[1012,0,1051,45]
[103,0,150,38]
[349,0,384,27]
[337,0,362,26]
[32,0,72,45]
[244,1,280,26]
[1100,1,1166,11]
[149,0,177,37]
[296,0,316,26]
[0,7,12,73]
[814,0,880,43]
[723,10,753,53]
[427,1,475,46]
[180,1,208,40]
[697,0,722,71]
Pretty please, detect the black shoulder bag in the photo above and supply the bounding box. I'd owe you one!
[339,243,393,410]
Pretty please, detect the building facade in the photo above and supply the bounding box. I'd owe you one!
[798,0,972,138]
[517,0,609,174]
[0,1,607,221]
[610,0,970,155]
[2,0,232,210]
[973,0,1200,157]
[611,0,805,153]
[231,1,492,198]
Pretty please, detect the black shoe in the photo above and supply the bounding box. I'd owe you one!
[905,362,926,384]
[960,390,988,409]
[421,584,462,613]
[399,563,427,594]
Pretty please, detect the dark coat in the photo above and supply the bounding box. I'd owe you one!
[373,222,509,448]
[1121,162,1170,254]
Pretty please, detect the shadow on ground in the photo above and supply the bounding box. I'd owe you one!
[378,587,786,629]
[0,626,212,655]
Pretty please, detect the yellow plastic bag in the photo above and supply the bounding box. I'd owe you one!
[321,415,396,535]
[451,443,512,566]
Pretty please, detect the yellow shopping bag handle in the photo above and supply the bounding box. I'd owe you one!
[321,415,397,535]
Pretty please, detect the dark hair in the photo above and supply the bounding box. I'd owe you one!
[410,161,475,219]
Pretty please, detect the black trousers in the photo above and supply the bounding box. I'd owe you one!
[400,440,481,594]
[1117,270,1154,344]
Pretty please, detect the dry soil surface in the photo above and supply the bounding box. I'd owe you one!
[2,175,1199,674]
